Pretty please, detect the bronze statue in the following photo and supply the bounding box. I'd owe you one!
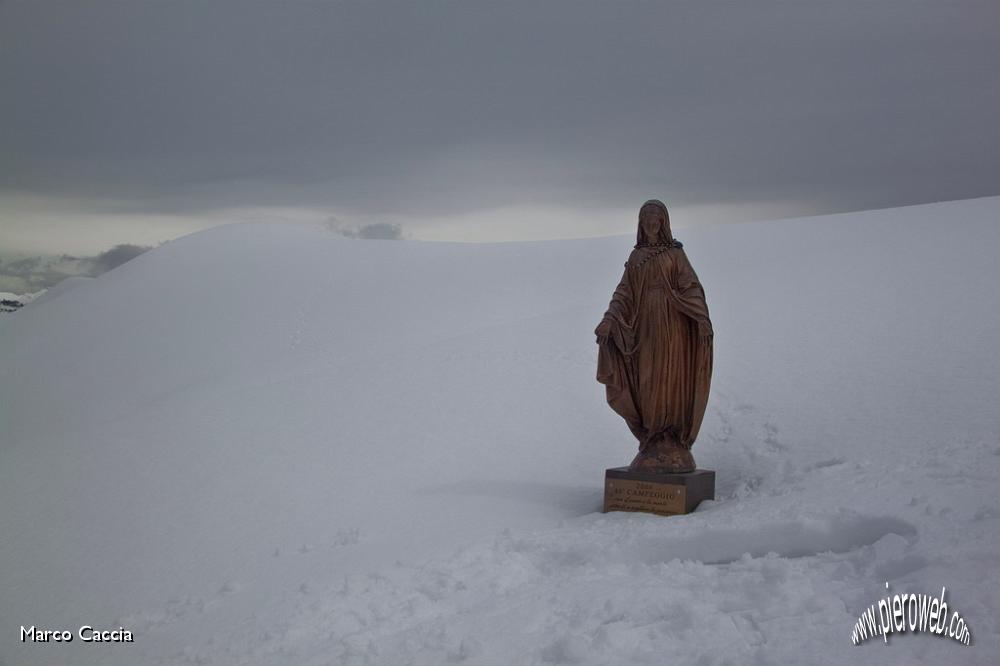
[596,200,713,473]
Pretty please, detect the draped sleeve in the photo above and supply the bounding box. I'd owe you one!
[595,265,644,439]
[662,248,712,336]
[658,248,713,445]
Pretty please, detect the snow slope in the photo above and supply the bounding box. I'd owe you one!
[1,198,999,665]
[15,276,93,311]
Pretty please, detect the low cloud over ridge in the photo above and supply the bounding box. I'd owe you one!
[0,243,153,294]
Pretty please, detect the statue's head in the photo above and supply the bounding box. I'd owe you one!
[637,200,672,246]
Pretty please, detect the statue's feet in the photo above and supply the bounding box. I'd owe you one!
[629,442,695,474]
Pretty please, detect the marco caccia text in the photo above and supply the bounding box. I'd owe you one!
[21,625,134,643]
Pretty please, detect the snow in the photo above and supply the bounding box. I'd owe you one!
[1,197,999,665]
[16,276,92,311]
[0,288,44,311]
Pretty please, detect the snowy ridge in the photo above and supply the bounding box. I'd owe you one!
[1,198,999,665]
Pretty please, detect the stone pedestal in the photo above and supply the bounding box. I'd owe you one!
[603,467,715,516]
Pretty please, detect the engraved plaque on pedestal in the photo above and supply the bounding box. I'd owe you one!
[603,467,715,516]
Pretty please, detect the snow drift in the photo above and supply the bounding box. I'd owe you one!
[2,198,999,665]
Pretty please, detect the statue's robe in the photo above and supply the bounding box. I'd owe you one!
[597,244,713,451]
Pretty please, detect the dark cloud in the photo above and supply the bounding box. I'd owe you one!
[349,223,403,240]
[325,216,403,240]
[0,0,998,221]
[0,244,153,293]
[90,243,153,273]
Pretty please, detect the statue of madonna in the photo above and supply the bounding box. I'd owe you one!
[595,200,713,473]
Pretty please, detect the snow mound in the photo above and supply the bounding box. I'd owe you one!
[2,198,999,665]
[17,275,94,311]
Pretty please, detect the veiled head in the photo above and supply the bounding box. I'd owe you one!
[636,200,673,246]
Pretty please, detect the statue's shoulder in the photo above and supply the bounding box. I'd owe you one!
[625,247,649,268]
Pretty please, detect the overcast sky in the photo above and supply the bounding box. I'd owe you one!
[1,0,998,255]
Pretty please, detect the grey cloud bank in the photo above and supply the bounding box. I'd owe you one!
[1,0,998,248]
[0,243,153,293]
